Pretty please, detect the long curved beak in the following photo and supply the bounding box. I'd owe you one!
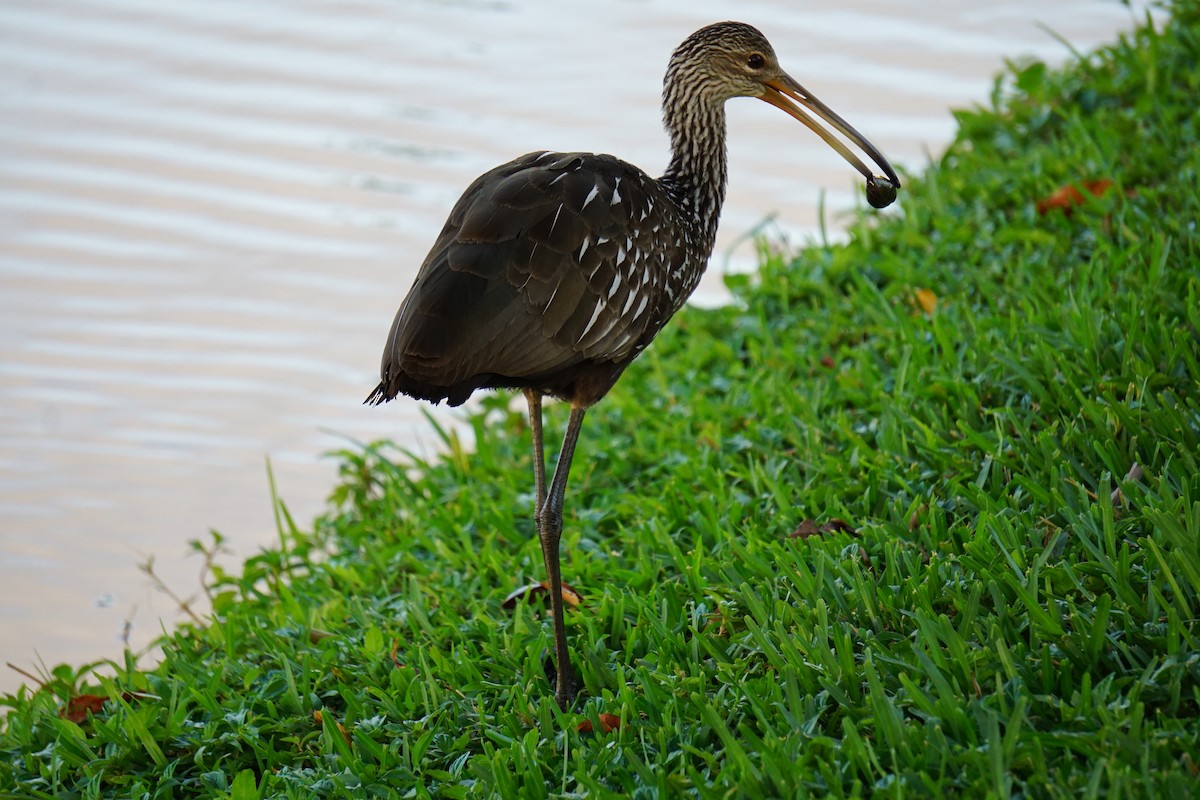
[760,73,900,188]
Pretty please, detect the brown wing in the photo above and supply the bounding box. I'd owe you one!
[368,151,683,406]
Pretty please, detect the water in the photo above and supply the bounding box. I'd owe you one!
[0,0,1153,691]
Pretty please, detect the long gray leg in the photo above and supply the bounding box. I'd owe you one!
[523,389,546,510]
[537,403,587,709]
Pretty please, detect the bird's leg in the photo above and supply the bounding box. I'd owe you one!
[523,389,546,510]
[537,402,588,709]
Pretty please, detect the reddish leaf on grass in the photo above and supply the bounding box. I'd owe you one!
[577,713,621,734]
[1035,179,1115,215]
[789,518,859,539]
[501,581,583,610]
[819,354,836,369]
[60,691,141,723]
[61,694,108,723]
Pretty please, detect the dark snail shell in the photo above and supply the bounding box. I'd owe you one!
[866,175,898,209]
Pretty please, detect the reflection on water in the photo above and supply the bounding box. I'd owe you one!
[0,0,1152,690]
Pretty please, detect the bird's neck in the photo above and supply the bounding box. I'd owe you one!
[659,100,728,253]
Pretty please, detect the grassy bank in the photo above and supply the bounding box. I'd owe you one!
[4,4,1199,798]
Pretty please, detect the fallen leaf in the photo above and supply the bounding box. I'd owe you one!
[789,519,821,539]
[61,694,108,723]
[577,713,621,734]
[502,581,582,610]
[1035,179,1115,216]
[914,288,938,315]
[60,691,142,723]
[558,582,583,607]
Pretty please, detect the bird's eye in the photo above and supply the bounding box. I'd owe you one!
[747,53,765,70]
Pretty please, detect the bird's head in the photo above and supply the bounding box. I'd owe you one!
[668,21,900,207]
[666,21,786,101]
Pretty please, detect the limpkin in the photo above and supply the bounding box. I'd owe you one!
[367,21,899,708]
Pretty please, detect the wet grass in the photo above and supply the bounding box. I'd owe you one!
[3,3,1200,798]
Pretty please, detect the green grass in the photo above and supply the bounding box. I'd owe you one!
[4,4,1200,798]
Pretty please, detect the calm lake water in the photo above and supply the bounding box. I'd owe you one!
[0,0,1155,690]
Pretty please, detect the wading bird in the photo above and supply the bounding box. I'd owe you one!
[367,21,899,708]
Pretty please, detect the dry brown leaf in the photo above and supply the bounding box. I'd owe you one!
[558,582,583,607]
[789,518,859,539]
[309,628,336,644]
[789,519,821,539]
[60,691,141,724]
[61,694,108,724]
[577,713,621,734]
[501,581,583,610]
[1036,179,1115,215]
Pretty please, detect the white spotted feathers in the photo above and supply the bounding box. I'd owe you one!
[371,22,789,408]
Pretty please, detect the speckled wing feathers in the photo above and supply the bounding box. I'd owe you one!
[369,151,691,406]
